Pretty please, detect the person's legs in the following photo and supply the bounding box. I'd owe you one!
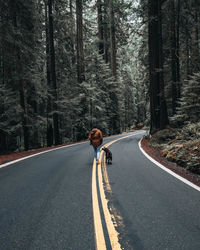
[93,146,97,160]
[97,146,100,161]
[93,146,101,163]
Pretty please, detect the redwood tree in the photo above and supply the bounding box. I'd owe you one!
[97,0,104,55]
[76,0,85,83]
[48,0,60,145]
[109,0,117,77]
[148,0,169,133]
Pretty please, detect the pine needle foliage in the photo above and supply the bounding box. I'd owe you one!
[173,72,200,124]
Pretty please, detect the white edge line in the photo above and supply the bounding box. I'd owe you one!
[138,139,200,192]
[0,141,88,169]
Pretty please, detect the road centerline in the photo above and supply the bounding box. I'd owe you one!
[92,131,145,249]
[92,159,107,250]
[98,147,121,250]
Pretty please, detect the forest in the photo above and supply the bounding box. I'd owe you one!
[0,0,199,172]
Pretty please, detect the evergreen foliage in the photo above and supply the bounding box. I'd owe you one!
[174,72,200,124]
[0,0,199,153]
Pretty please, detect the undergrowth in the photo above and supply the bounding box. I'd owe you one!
[148,123,200,175]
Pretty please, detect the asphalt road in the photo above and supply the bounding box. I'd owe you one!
[0,131,199,250]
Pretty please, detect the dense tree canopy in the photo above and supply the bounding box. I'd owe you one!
[0,0,199,153]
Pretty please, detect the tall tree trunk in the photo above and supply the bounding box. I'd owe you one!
[45,1,53,146]
[108,0,120,134]
[11,2,30,150]
[70,0,76,65]
[109,0,117,77]
[48,0,60,145]
[191,0,199,72]
[97,0,104,55]
[170,0,177,114]
[176,0,180,98]
[158,0,168,129]
[148,0,169,133]
[75,0,87,140]
[148,0,160,132]
[0,9,8,152]
[76,0,85,83]
[185,19,190,78]
[103,0,109,63]
[19,84,29,151]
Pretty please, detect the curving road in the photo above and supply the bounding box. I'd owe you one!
[0,131,199,250]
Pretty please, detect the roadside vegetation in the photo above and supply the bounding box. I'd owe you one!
[147,123,200,175]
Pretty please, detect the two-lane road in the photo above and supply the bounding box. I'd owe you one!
[0,131,199,249]
[104,133,200,249]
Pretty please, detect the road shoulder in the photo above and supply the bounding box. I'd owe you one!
[140,137,200,187]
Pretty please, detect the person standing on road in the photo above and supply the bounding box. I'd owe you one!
[89,128,103,164]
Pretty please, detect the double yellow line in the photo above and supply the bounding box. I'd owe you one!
[92,132,144,249]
